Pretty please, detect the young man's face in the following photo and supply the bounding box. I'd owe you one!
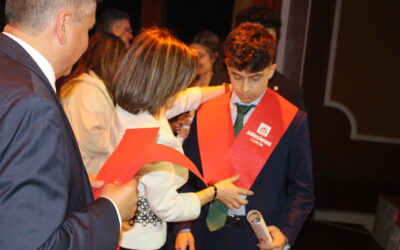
[227,64,276,103]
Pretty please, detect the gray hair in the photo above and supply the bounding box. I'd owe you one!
[5,0,98,33]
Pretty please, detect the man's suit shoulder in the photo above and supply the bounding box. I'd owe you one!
[0,34,55,101]
[294,108,308,122]
[0,65,55,120]
[0,50,47,90]
[283,109,309,137]
[269,71,305,110]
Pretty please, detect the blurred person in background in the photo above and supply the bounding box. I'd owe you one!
[190,30,225,87]
[170,30,227,141]
[59,32,126,175]
[96,8,133,48]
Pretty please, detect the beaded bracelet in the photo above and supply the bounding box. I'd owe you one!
[210,184,218,201]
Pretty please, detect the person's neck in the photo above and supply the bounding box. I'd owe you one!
[196,71,213,87]
[4,24,59,77]
[4,24,42,52]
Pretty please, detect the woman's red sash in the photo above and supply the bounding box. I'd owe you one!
[93,127,206,198]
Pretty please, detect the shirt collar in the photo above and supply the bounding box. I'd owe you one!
[230,88,267,107]
[3,32,56,93]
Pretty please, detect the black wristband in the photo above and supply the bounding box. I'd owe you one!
[210,184,218,201]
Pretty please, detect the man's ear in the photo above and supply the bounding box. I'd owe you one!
[55,11,72,45]
[267,63,277,80]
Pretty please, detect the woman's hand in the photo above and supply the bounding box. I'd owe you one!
[214,175,254,209]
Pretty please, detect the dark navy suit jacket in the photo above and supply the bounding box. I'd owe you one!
[181,98,315,249]
[0,33,119,249]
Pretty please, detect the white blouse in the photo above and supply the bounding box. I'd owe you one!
[60,71,114,174]
[111,87,203,249]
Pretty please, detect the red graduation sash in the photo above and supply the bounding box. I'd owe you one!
[197,88,298,189]
[93,127,206,199]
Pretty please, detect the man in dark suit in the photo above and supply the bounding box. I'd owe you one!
[175,23,314,250]
[0,1,138,249]
[210,5,305,111]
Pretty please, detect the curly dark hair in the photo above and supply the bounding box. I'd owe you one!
[224,22,276,73]
[235,6,281,39]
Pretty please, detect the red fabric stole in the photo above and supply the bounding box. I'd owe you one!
[197,89,298,189]
[93,127,206,199]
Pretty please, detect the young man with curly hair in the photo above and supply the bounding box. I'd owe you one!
[176,22,315,250]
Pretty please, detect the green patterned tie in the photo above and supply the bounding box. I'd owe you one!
[206,200,229,231]
[206,103,255,232]
[233,103,256,136]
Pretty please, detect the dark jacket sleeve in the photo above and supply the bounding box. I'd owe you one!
[0,95,120,250]
[280,112,315,244]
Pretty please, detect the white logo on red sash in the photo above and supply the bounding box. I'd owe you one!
[246,130,272,147]
[257,122,272,137]
[246,123,273,147]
